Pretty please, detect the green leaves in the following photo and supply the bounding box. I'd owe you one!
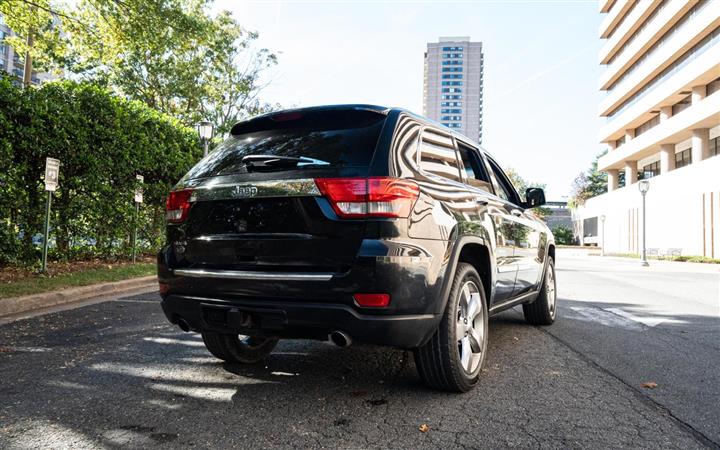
[568,151,608,208]
[1,0,278,129]
[0,77,201,264]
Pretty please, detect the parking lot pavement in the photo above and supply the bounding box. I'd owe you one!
[549,252,720,447]
[0,290,711,449]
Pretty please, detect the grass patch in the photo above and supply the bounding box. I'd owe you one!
[0,263,156,299]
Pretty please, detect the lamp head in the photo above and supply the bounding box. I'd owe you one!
[198,121,214,140]
[638,179,650,194]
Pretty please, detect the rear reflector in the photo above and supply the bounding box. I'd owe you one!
[166,189,194,223]
[315,177,419,218]
[353,293,390,308]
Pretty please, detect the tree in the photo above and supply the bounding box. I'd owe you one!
[0,0,277,127]
[66,0,278,128]
[569,151,608,208]
[0,0,67,85]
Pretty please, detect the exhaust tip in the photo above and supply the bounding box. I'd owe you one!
[329,331,352,348]
[177,318,191,332]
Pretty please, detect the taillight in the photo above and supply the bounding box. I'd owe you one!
[315,177,419,219]
[166,189,194,223]
[353,293,391,308]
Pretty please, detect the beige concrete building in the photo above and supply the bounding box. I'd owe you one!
[423,37,484,143]
[575,0,720,258]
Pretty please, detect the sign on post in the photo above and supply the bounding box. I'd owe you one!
[132,174,143,263]
[41,157,60,272]
[134,174,144,203]
[44,157,60,192]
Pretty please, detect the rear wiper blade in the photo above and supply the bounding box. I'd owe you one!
[241,154,330,168]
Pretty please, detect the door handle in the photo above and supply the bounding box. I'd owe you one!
[511,209,523,217]
[475,198,488,206]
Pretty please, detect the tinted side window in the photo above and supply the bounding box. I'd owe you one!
[419,128,461,181]
[486,157,519,204]
[457,143,493,193]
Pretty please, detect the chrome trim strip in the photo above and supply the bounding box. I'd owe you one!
[190,179,320,202]
[173,268,334,281]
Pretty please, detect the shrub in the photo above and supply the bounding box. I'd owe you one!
[0,77,201,265]
[551,226,575,246]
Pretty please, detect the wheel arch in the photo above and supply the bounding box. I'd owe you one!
[435,236,496,316]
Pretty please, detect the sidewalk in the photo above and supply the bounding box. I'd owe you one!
[557,248,720,274]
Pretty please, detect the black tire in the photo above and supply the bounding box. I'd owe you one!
[201,332,279,364]
[413,263,489,393]
[523,257,556,326]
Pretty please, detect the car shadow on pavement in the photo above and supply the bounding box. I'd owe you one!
[0,298,709,448]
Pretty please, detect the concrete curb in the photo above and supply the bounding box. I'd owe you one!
[0,276,158,318]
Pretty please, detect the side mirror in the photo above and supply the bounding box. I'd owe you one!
[523,187,546,209]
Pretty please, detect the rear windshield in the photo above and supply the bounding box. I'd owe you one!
[183,109,386,180]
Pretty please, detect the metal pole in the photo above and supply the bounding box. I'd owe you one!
[41,191,52,272]
[203,139,209,157]
[132,201,139,263]
[600,219,605,257]
[640,192,649,266]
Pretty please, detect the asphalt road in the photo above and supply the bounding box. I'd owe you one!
[0,252,718,449]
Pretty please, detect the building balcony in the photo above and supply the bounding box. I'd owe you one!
[599,1,720,118]
[599,0,691,89]
[599,0,615,14]
[599,38,720,143]
[598,89,720,171]
[599,0,661,62]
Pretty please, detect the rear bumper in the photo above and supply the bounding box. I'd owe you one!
[161,294,440,349]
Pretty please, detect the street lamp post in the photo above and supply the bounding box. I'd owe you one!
[198,121,214,157]
[638,180,650,267]
[600,215,606,257]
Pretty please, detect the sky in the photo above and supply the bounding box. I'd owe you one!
[212,0,606,200]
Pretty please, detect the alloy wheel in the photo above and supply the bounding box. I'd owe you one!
[456,280,485,374]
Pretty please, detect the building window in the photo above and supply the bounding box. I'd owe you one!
[442,74,463,79]
[441,101,462,107]
[710,136,719,157]
[442,46,463,51]
[442,67,462,72]
[635,114,660,137]
[441,88,461,93]
[614,135,626,148]
[441,108,462,114]
[441,81,462,86]
[441,115,462,121]
[707,78,720,95]
[675,148,692,168]
[441,60,463,66]
[672,95,691,115]
[441,94,462,100]
[641,161,660,179]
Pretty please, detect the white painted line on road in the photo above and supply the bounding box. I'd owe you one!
[568,306,645,331]
[603,307,666,328]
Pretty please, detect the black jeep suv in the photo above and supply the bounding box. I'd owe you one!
[158,105,556,392]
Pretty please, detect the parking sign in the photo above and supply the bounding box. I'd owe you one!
[44,158,60,192]
[134,174,144,203]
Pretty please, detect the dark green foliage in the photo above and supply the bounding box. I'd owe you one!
[0,77,201,265]
[551,226,575,246]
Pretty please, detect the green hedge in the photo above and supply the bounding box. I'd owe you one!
[0,77,201,265]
